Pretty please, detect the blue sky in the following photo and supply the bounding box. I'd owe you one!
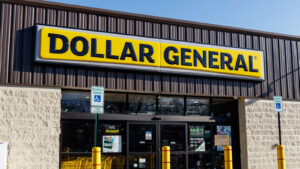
[46,0,300,36]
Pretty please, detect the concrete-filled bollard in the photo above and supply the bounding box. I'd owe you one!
[277,145,286,169]
[224,146,233,169]
[162,146,171,169]
[92,147,101,169]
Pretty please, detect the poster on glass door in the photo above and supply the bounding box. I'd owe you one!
[189,125,205,152]
[216,125,231,151]
[103,135,122,153]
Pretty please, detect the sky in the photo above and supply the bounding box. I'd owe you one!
[45,0,300,36]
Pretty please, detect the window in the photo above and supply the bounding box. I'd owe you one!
[128,94,156,115]
[61,120,94,152]
[186,98,210,116]
[159,96,184,115]
[171,154,186,169]
[188,124,212,153]
[212,98,235,118]
[61,91,213,116]
[104,93,126,114]
[161,124,185,151]
[60,91,237,169]
[188,154,211,169]
[129,154,156,169]
[129,124,156,152]
[99,122,126,154]
[61,91,90,113]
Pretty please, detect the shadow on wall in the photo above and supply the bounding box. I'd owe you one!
[12,26,64,85]
[244,99,260,106]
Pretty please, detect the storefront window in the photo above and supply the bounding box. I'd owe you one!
[62,91,213,116]
[188,154,211,169]
[99,122,126,154]
[61,154,126,169]
[159,96,184,115]
[128,94,156,115]
[188,124,212,153]
[61,120,94,152]
[129,124,156,152]
[186,98,210,116]
[171,154,186,169]
[104,93,127,114]
[212,98,234,118]
[62,91,127,114]
[129,154,156,169]
[61,91,237,169]
[61,91,90,113]
[161,124,185,151]
[60,155,91,169]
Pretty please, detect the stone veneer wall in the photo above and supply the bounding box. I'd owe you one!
[239,98,300,169]
[0,85,61,169]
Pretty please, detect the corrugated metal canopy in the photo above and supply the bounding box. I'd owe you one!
[0,0,300,100]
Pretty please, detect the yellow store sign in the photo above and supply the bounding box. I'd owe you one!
[35,25,264,80]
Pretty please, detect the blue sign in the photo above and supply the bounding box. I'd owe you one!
[91,86,104,114]
[273,96,283,112]
[94,95,101,102]
[276,103,281,109]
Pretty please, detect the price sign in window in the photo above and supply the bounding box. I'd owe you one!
[189,125,205,152]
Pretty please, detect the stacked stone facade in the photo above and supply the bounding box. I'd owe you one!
[240,98,300,169]
[0,86,61,169]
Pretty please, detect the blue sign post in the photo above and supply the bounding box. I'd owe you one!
[274,96,283,145]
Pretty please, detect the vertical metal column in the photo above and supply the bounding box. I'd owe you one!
[94,114,99,147]
[278,112,282,145]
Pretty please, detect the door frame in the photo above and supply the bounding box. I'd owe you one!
[127,121,160,169]
[158,122,188,169]
[127,121,189,169]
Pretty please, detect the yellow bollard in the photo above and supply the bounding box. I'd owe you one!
[277,145,286,169]
[224,146,233,169]
[162,146,171,169]
[92,147,101,169]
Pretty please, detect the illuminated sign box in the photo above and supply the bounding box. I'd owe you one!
[35,25,264,80]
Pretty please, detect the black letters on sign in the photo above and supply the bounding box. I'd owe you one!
[48,33,68,54]
[209,51,219,69]
[235,54,248,71]
[91,38,104,58]
[139,44,154,63]
[181,48,192,66]
[106,40,119,59]
[120,42,137,61]
[194,50,207,67]
[220,53,233,70]
[164,46,179,65]
[249,55,258,72]
[70,36,89,56]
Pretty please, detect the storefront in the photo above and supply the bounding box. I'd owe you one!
[1,1,300,169]
[60,91,240,169]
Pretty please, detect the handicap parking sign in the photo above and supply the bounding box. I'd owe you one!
[273,96,283,112]
[94,95,101,102]
[276,103,281,109]
[91,86,104,107]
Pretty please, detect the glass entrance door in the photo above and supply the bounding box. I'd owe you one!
[160,124,186,169]
[128,122,187,169]
[128,123,158,169]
